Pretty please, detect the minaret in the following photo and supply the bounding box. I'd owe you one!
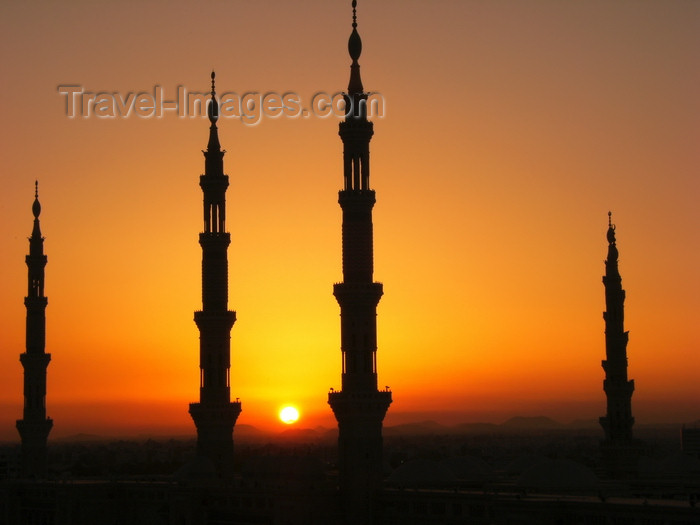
[188,72,241,475]
[328,2,392,522]
[599,212,639,475]
[16,181,53,478]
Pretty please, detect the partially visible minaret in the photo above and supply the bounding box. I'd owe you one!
[599,212,640,475]
[16,182,53,478]
[189,72,241,475]
[328,2,392,522]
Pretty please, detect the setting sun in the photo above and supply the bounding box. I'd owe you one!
[279,406,300,425]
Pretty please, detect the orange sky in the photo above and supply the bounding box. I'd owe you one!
[0,1,698,440]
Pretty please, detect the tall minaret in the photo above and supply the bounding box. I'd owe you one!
[189,72,241,475]
[328,2,392,522]
[16,182,53,478]
[599,212,638,475]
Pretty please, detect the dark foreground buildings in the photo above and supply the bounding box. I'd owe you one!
[2,428,699,525]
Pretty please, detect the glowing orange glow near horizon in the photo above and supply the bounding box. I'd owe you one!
[0,1,698,441]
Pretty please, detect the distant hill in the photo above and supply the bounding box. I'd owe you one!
[277,427,324,441]
[382,416,599,437]
[53,433,108,443]
[384,421,448,436]
[46,417,685,443]
[236,424,267,439]
[500,416,563,431]
[451,422,500,434]
[383,417,566,437]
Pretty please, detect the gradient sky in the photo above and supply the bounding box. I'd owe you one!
[0,1,698,439]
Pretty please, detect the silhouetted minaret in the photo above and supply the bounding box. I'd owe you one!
[599,212,640,475]
[328,2,392,522]
[189,72,241,475]
[16,182,53,478]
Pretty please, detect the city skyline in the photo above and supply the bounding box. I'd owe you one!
[0,0,698,440]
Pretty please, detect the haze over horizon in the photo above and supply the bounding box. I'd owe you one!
[1,1,698,441]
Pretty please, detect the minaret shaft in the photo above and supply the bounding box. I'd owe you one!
[17,183,53,478]
[599,213,643,477]
[328,3,391,522]
[189,73,241,474]
[599,215,635,443]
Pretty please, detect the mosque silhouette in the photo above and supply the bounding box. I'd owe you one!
[5,2,699,524]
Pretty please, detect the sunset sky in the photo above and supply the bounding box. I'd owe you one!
[0,1,698,440]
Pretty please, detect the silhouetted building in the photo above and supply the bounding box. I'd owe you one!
[188,72,241,476]
[681,424,700,458]
[16,182,53,478]
[599,212,642,476]
[327,2,392,523]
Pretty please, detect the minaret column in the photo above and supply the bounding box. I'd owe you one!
[16,182,53,478]
[599,212,641,476]
[189,73,241,475]
[328,3,391,523]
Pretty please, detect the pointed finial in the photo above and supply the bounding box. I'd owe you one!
[348,1,362,62]
[208,71,219,124]
[32,181,41,219]
[607,211,616,245]
[347,1,364,94]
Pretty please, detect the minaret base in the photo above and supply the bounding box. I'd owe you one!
[16,417,53,478]
[189,401,241,477]
[329,390,391,524]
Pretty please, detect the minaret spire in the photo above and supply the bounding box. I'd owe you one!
[207,71,221,154]
[189,73,241,476]
[347,0,364,96]
[599,212,641,476]
[31,181,42,239]
[17,181,53,478]
[340,0,373,192]
[329,2,391,522]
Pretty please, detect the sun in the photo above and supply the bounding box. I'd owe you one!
[279,405,300,425]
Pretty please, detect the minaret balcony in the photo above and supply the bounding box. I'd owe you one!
[602,378,635,396]
[194,310,236,330]
[16,417,53,441]
[338,189,376,205]
[328,388,392,420]
[189,401,241,429]
[333,281,383,306]
[339,118,374,136]
[24,296,48,309]
[199,173,229,188]
[199,231,231,245]
[19,352,51,368]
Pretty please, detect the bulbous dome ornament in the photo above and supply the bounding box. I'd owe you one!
[348,1,362,61]
[206,71,222,153]
[606,212,619,264]
[347,0,364,95]
[208,71,219,124]
[32,181,41,219]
